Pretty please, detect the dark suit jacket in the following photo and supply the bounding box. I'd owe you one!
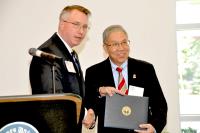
[29,33,85,133]
[84,57,167,133]
[29,33,85,97]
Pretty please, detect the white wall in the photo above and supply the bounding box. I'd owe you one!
[0,0,180,132]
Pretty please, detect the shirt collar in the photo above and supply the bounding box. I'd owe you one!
[109,59,128,71]
[56,32,73,54]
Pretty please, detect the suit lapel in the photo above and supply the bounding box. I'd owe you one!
[51,34,81,74]
[128,58,137,87]
[51,33,85,96]
[103,58,116,87]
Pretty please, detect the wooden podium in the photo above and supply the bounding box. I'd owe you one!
[0,93,82,133]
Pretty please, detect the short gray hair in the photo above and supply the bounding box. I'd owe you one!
[103,25,128,44]
[59,5,91,21]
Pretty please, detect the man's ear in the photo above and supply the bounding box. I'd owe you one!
[102,44,109,58]
[59,21,65,29]
[103,44,107,53]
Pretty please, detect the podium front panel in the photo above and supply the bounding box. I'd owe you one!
[0,94,81,133]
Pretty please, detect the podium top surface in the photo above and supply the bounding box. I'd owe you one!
[0,93,82,102]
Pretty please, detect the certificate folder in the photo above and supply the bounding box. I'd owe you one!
[104,94,149,130]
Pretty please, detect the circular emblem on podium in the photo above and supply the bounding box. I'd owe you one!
[0,121,39,133]
[122,106,132,116]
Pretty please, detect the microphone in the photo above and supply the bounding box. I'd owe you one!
[29,48,62,62]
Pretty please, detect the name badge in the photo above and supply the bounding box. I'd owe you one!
[128,85,144,97]
[65,61,76,73]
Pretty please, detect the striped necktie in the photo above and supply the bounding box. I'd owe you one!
[116,67,128,95]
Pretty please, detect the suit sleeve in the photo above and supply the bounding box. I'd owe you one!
[147,64,168,133]
[84,67,101,115]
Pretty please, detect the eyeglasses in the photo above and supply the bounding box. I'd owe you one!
[105,40,130,48]
[63,20,89,31]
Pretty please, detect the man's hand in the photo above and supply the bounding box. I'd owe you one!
[82,109,96,129]
[134,124,155,133]
[99,86,125,96]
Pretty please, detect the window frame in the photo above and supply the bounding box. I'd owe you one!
[176,0,200,132]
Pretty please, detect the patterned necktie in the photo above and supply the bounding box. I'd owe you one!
[71,50,85,97]
[71,50,81,75]
[116,67,128,95]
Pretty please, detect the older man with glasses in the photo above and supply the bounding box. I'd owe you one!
[84,25,168,133]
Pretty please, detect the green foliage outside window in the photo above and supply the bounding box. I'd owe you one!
[178,35,200,95]
[181,127,197,133]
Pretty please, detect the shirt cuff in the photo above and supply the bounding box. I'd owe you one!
[84,108,87,119]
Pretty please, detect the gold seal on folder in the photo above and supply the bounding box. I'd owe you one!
[122,106,132,116]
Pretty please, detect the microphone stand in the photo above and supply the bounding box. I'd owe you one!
[48,61,57,94]
[45,59,61,94]
[48,59,62,94]
[29,49,60,94]
[47,58,62,94]
[51,64,56,94]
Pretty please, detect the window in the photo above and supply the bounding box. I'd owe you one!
[176,0,200,132]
